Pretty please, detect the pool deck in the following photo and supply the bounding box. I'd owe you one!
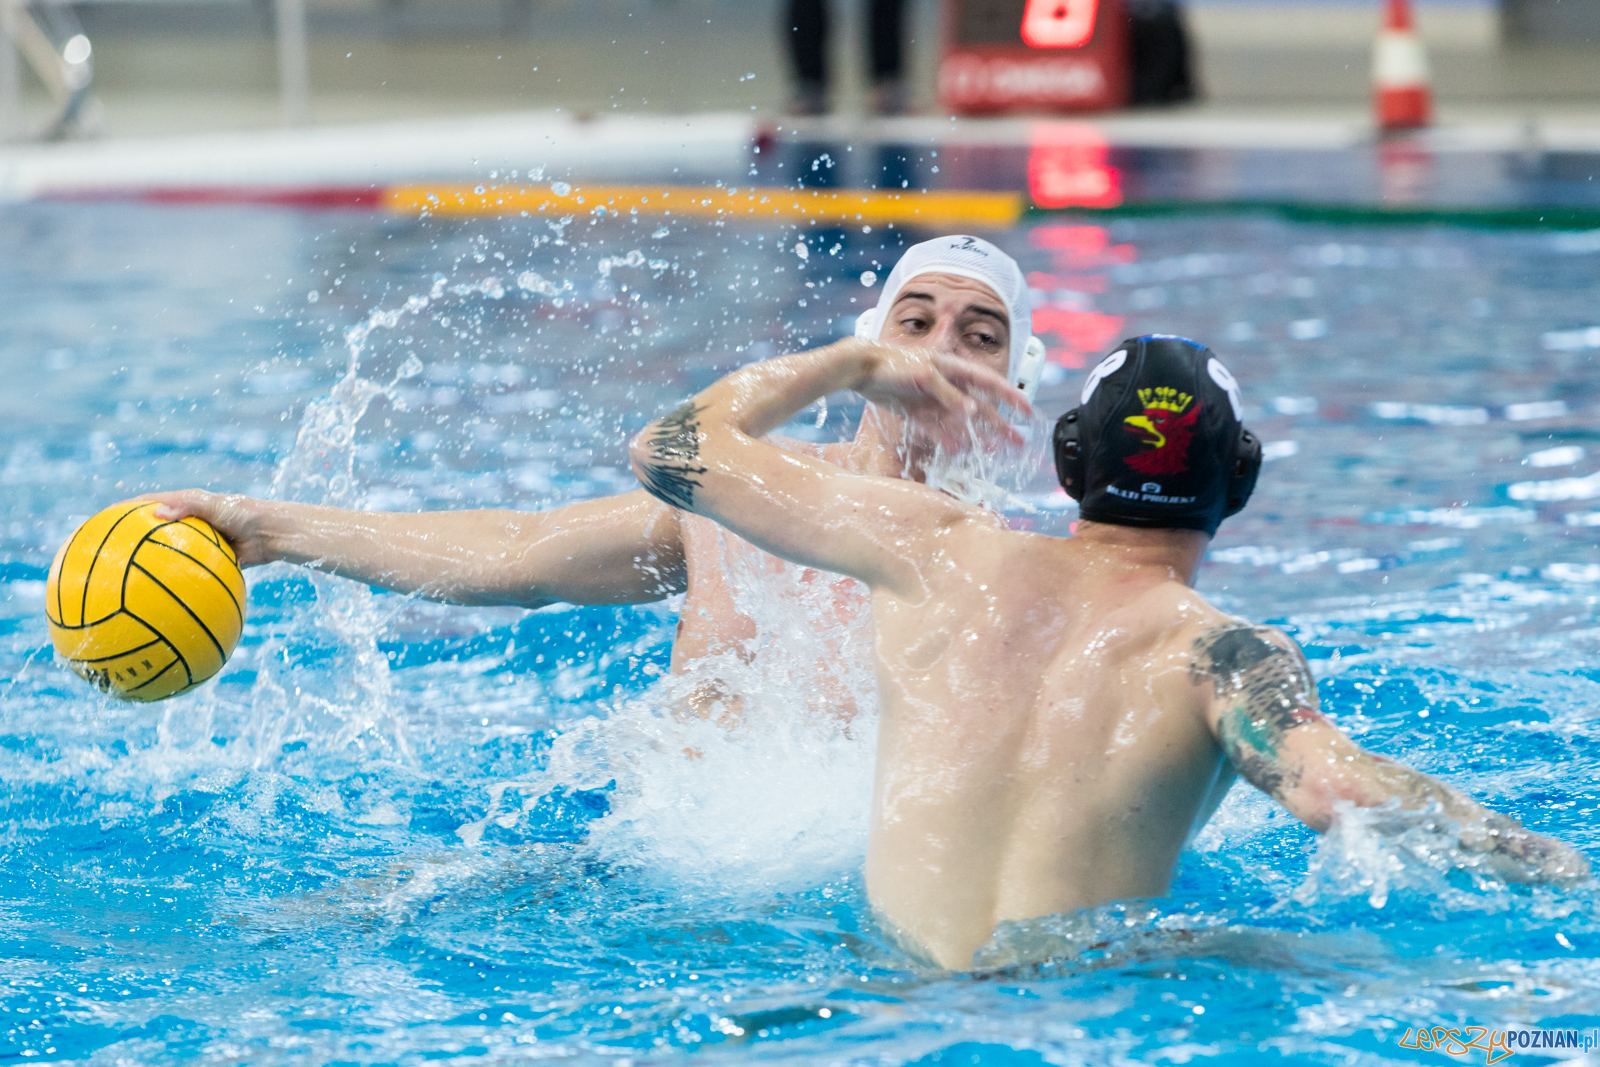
[6,105,1600,223]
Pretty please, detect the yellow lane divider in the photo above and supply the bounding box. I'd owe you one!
[386,184,1027,229]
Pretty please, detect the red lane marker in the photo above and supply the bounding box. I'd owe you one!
[40,186,385,209]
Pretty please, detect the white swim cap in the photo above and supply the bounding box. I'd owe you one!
[854,235,1046,399]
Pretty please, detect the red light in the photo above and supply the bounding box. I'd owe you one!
[1021,0,1100,49]
[1032,308,1125,363]
[1028,227,1107,256]
[1027,123,1121,209]
[1027,271,1107,293]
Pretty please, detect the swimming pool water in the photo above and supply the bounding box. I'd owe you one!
[1,200,1597,1065]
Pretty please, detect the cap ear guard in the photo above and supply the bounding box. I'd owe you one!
[1052,408,1086,500]
[855,309,879,340]
[1225,428,1262,518]
[1014,336,1047,401]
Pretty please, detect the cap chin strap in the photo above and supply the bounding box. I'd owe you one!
[854,310,1046,401]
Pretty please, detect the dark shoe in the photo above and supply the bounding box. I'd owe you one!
[869,80,912,116]
[789,82,830,117]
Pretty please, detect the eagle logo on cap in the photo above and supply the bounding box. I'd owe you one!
[1123,387,1200,476]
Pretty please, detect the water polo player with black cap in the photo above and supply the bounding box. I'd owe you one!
[633,331,1589,970]
[1054,334,1262,535]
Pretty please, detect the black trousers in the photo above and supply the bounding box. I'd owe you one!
[1127,0,1197,105]
[786,0,906,87]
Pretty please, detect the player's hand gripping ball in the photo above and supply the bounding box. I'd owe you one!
[46,501,246,701]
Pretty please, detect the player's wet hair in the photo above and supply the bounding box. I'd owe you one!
[1053,335,1261,536]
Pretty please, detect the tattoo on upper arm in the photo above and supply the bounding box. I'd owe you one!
[637,402,709,511]
[1191,624,1325,797]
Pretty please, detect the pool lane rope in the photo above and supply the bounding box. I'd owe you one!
[386,183,1027,228]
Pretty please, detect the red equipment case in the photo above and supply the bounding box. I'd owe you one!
[939,0,1130,115]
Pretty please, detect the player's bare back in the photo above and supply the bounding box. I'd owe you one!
[862,519,1237,966]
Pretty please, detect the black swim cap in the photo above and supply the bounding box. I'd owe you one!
[1053,335,1261,536]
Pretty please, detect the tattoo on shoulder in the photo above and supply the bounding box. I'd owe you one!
[638,402,709,511]
[1191,624,1325,796]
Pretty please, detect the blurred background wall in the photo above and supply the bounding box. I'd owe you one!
[3,0,1598,137]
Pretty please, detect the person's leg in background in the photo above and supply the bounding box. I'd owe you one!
[786,0,831,115]
[867,0,909,115]
[1127,0,1198,105]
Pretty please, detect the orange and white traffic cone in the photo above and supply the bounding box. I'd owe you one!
[1373,0,1432,130]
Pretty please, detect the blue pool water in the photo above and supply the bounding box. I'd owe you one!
[1,198,1598,1065]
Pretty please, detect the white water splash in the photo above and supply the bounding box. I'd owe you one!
[248,269,885,886]
[457,661,876,895]
[241,280,464,771]
[272,279,441,507]
[870,403,1048,513]
[597,250,646,278]
[459,524,879,893]
[1295,799,1516,912]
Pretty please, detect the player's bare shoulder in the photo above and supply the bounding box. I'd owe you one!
[1077,584,1237,703]
[1130,584,1234,650]
[1185,616,1314,708]
[1184,616,1329,793]
[1185,618,1313,702]
[1114,586,1220,670]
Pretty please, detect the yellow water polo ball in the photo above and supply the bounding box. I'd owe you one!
[46,501,247,702]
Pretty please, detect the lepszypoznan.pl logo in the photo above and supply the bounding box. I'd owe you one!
[1397,1026,1598,1063]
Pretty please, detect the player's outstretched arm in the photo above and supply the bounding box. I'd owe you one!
[137,489,686,610]
[1192,622,1590,886]
[627,340,1029,595]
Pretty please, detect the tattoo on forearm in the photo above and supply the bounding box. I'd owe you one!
[638,402,709,510]
[1192,627,1584,882]
[1191,624,1324,797]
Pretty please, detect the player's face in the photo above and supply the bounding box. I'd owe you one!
[879,273,1010,378]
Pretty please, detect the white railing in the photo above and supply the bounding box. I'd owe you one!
[0,0,312,142]
[0,0,95,140]
[275,0,308,126]
[0,6,15,142]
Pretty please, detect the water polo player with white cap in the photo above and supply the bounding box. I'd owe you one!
[144,234,1039,731]
[855,234,1049,400]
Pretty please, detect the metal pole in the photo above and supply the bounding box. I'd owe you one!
[276,0,309,127]
[0,0,21,144]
